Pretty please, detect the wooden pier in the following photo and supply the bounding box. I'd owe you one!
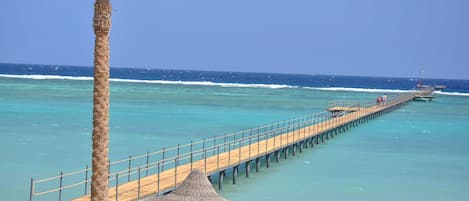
[30,90,432,201]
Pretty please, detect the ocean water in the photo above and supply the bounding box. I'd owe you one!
[0,63,468,201]
[221,95,469,201]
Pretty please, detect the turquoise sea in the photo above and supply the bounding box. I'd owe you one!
[1,64,469,201]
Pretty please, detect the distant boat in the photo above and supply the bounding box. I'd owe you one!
[416,80,432,90]
[434,85,447,90]
[416,83,432,90]
[415,80,446,91]
[415,70,446,91]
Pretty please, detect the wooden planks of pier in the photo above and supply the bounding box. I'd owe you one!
[72,91,429,201]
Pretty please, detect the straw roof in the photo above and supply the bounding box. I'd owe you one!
[142,169,229,201]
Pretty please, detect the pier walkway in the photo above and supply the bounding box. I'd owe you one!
[30,90,432,201]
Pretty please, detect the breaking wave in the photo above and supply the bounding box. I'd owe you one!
[0,74,295,89]
[305,87,415,93]
[2,74,468,96]
[0,74,92,80]
[433,91,469,97]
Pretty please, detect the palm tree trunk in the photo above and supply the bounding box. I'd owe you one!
[91,0,111,200]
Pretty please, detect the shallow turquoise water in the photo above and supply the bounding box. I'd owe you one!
[220,95,469,201]
[1,77,468,201]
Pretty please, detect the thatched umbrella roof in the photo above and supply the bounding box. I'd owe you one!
[143,169,229,201]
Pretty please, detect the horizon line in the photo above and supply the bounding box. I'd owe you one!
[1,61,467,81]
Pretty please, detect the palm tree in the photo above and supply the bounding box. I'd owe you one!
[91,0,112,200]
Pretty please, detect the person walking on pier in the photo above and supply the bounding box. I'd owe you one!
[382,93,388,105]
[376,96,382,105]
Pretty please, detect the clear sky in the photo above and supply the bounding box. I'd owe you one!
[0,0,468,79]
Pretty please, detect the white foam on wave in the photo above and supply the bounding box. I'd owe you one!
[0,74,296,89]
[0,74,93,80]
[433,91,469,97]
[305,87,415,93]
[3,74,468,95]
[113,79,297,89]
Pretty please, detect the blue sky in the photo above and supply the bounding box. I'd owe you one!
[0,0,468,79]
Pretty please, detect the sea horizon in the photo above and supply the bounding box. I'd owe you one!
[2,62,468,82]
[1,63,469,97]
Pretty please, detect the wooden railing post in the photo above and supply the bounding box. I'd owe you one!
[190,141,193,171]
[161,147,166,171]
[157,162,160,196]
[29,178,33,201]
[145,152,149,176]
[115,173,118,201]
[174,157,177,189]
[204,149,207,174]
[84,165,89,195]
[128,155,131,182]
[137,167,141,200]
[217,145,221,171]
[248,136,252,160]
[58,171,63,201]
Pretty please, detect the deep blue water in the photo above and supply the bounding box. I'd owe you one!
[1,63,468,93]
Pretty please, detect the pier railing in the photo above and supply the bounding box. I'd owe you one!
[29,92,416,201]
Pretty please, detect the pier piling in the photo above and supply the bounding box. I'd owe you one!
[245,161,251,178]
[284,147,289,159]
[266,154,271,168]
[233,166,238,184]
[218,171,224,190]
[255,158,260,172]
